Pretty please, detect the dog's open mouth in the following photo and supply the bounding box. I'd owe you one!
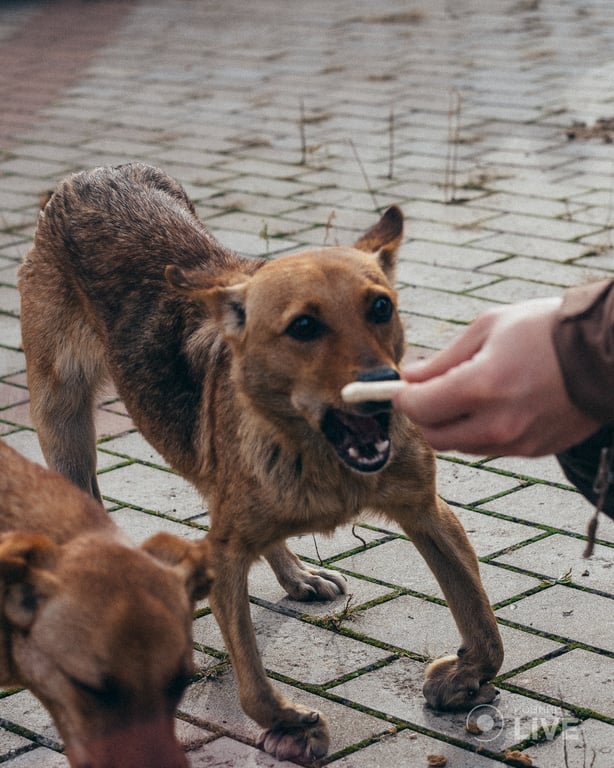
[321,408,391,473]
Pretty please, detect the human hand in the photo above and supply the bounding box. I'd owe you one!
[393,298,600,456]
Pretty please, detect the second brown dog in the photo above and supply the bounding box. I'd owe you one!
[0,440,212,768]
[19,164,503,762]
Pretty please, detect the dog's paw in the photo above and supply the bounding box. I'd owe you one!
[285,565,347,602]
[423,654,499,711]
[256,709,330,762]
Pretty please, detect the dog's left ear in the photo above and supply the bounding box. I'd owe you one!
[352,205,404,280]
[165,265,248,340]
[0,533,59,629]
[142,532,214,602]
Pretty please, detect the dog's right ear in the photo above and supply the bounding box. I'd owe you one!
[0,533,59,629]
[165,265,249,340]
[142,532,214,602]
[352,205,404,281]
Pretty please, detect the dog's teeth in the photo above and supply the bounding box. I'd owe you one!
[341,380,405,403]
[375,440,389,453]
[348,447,360,459]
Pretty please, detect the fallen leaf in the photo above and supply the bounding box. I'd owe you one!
[504,749,533,766]
[427,756,447,767]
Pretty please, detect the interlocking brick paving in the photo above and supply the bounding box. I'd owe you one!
[2,1,614,765]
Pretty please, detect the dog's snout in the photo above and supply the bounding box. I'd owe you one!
[356,367,400,384]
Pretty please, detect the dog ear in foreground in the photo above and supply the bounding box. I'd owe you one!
[19,163,503,763]
[0,440,213,768]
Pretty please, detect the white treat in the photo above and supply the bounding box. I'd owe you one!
[341,380,406,403]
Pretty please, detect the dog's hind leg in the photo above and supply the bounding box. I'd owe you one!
[265,541,347,601]
[395,495,503,710]
[20,277,106,502]
[34,378,102,503]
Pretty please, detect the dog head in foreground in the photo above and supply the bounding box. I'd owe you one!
[166,204,405,476]
[0,441,213,768]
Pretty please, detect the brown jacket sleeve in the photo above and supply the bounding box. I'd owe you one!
[553,279,614,423]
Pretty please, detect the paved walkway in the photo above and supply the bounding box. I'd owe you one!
[1,1,614,765]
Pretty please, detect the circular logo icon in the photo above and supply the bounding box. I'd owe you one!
[466,703,504,743]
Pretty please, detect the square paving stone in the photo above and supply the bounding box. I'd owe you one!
[480,254,610,288]
[404,313,471,351]
[481,211,598,242]
[109,506,206,544]
[0,430,46,465]
[334,662,565,753]
[180,672,389,758]
[449,507,543,558]
[97,462,204,518]
[482,455,570,486]
[435,460,523,505]
[99,431,169,466]
[327,729,506,767]
[350,594,560,673]
[330,664,561,760]
[188,735,299,766]
[0,314,21,349]
[193,604,389,685]
[175,719,216,752]
[397,260,492,292]
[2,748,66,767]
[0,690,59,746]
[335,537,542,604]
[525,717,614,768]
[0,347,25,379]
[93,407,134,440]
[0,401,32,429]
[470,276,565,304]
[286,523,388,562]
[480,483,611,541]
[506,649,614,719]
[496,584,614,650]
[0,382,28,409]
[397,284,497,324]
[0,727,33,760]
[494,533,614,595]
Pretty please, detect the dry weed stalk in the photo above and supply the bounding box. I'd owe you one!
[388,106,395,180]
[444,88,462,203]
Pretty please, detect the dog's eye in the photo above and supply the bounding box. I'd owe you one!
[71,676,122,707]
[368,296,394,324]
[285,315,326,341]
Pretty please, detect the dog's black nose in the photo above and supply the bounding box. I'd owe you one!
[357,367,400,383]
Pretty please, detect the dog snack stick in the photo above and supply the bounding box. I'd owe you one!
[341,380,406,403]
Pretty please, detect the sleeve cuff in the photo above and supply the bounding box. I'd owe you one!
[553,279,614,423]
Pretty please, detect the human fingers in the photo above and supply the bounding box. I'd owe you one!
[414,399,600,457]
[393,358,482,426]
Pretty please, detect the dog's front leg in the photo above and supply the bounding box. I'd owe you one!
[399,496,503,710]
[266,540,347,601]
[207,537,330,761]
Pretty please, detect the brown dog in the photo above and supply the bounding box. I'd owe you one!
[0,440,212,768]
[18,163,503,762]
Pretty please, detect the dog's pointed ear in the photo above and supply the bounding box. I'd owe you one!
[352,205,404,280]
[0,533,59,629]
[142,532,214,602]
[165,265,248,340]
